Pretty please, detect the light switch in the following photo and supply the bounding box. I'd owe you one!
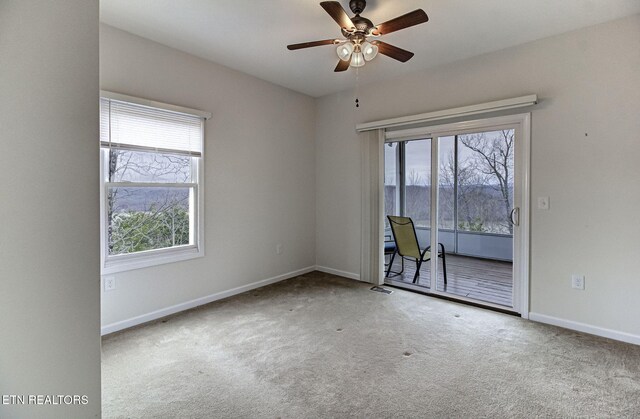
[537,196,550,210]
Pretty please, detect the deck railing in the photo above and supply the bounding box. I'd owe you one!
[387,227,513,262]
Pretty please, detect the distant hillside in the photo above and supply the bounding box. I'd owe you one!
[385,184,513,234]
[110,187,189,212]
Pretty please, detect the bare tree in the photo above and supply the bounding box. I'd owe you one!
[437,151,456,229]
[459,130,514,233]
[106,149,191,255]
[406,169,423,186]
[404,169,432,227]
[439,148,495,232]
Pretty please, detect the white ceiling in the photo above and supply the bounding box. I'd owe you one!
[100,0,640,97]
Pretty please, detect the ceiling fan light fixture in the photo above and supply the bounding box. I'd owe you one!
[287,1,429,73]
[336,42,354,60]
[361,41,378,61]
[350,51,365,68]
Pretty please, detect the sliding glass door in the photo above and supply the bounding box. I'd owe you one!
[384,139,434,289]
[383,118,526,312]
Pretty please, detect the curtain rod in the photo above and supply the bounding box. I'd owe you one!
[356,94,537,132]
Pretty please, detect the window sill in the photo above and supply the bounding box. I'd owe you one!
[101,246,204,275]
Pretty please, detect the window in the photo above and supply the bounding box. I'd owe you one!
[403,139,431,228]
[383,129,515,255]
[99,93,209,273]
[384,142,399,228]
[455,130,514,235]
[383,138,433,229]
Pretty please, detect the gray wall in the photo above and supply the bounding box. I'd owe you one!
[100,25,317,330]
[316,15,640,337]
[0,1,101,418]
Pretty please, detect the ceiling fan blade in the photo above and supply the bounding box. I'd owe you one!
[372,9,428,36]
[373,41,414,62]
[287,39,337,50]
[320,1,356,31]
[334,59,350,72]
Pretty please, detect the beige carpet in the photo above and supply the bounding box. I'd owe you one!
[102,271,640,418]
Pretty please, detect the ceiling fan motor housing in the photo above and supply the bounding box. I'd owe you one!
[349,0,367,15]
[342,15,374,38]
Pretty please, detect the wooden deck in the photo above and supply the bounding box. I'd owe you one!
[385,254,513,307]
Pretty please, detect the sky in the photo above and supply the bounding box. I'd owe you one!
[384,130,514,186]
[384,136,455,186]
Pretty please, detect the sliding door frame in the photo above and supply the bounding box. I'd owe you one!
[370,113,530,317]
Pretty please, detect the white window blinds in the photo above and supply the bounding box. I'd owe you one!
[100,97,204,156]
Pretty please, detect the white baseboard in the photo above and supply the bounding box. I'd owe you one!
[101,266,316,336]
[315,265,361,281]
[529,312,640,346]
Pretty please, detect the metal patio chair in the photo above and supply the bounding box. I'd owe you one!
[386,215,448,285]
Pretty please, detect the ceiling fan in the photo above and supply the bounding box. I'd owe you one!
[287,0,428,72]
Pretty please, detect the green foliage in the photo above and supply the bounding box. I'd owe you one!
[458,217,486,233]
[109,206,190,255]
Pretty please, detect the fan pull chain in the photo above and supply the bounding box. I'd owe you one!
[355,67,360,108]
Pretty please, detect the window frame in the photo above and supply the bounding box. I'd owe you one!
[99,92,209,274]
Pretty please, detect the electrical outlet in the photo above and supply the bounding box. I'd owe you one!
[538,196,550,210]
[104,276,116,292]
[276,244,283,255]
[571,274,585,290]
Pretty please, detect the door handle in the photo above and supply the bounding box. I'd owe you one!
[510,207,520,226]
